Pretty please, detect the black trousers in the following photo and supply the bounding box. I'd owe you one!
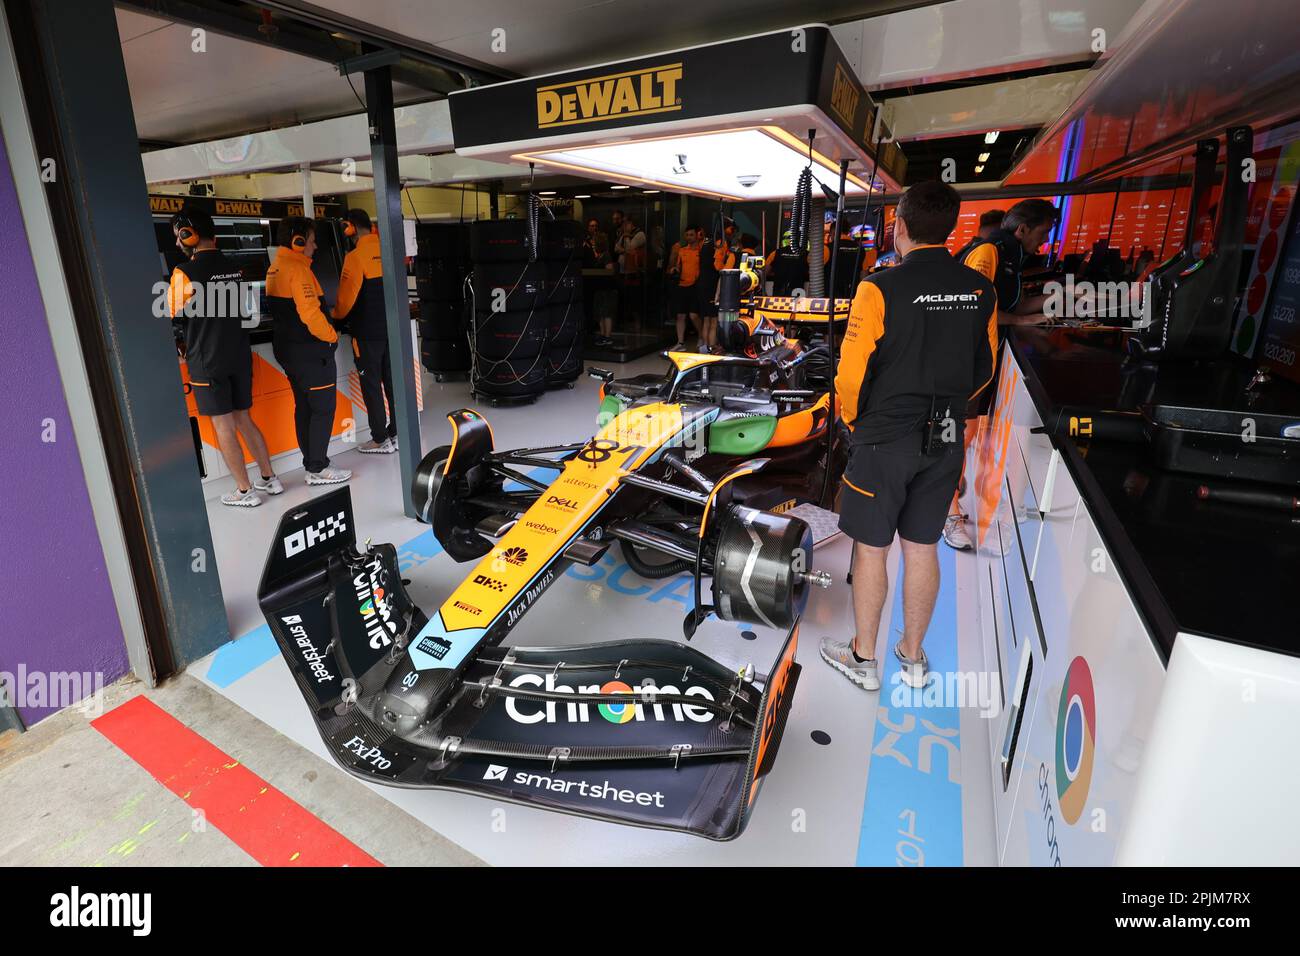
[274,340,336,473]
[353,336,395,442]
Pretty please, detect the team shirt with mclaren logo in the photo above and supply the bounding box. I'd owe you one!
[836,244,997,445]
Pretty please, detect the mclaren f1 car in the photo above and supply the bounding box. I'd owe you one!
[256,266,847,840]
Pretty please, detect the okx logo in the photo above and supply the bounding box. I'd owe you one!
[283,510,346,557]
[1055,656,1096,825]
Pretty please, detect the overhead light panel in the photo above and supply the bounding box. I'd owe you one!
[517,127,872,202]
[985,130,999,144]
[974,164,985,174]
[978,152,991,163]
[538,190,556,195]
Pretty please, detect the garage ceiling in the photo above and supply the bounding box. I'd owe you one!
[118,7,435,145]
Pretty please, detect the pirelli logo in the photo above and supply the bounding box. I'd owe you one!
[829,62,860,128]
[536,63,683,129]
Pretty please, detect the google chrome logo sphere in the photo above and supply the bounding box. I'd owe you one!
[598,680,636,724]
[1055,657,1096,825]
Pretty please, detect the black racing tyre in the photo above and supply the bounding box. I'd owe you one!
[416,223,470,259]
[546,271,580,304]
[473,354,546,395]
[472,309,548,360]
[541,219,583,261]
[471,219,530,262]
[620,539,693,579]
[410,444,495,561]
[473,262,548,311]
[548,300,581,337]
[419,300,467,334]
[711,505,814,629]
[421,338,470,373]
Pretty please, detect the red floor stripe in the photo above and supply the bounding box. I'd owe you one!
[93,696,380,867]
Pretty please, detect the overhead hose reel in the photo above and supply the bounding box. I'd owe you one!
[711,505,824,630]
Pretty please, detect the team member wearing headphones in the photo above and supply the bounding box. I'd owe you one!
[333,209,397,454]
[266,216,351,485]
[167,206,282,507]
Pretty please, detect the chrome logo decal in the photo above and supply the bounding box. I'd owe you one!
[1055,656,1096,825]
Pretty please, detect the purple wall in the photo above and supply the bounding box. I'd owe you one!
[0,131,129,725]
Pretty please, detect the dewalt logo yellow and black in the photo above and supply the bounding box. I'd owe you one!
[829,62,860,128]
[536,63,682,130]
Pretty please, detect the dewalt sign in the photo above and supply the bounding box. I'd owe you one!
[828,62,860,129]
[535,63,683,130]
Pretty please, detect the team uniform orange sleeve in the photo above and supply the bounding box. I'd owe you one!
[294,270,337,343]
[963,243,1001,368]
[166,267,193,318]
[835,281,886,428]
[963,242,999,283]
[333,249,362,320]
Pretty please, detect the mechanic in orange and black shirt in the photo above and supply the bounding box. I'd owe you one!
[266,216,351,486]
[822,181,996,694]
[334,209,397,455]
[166,206,281,508]
[941,198,1061,550]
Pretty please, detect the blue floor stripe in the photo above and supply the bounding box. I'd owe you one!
[206,623,278,688]
[856,544,964,866]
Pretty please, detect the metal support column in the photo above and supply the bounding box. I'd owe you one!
[364,65,421,517]
[5,0,229,673]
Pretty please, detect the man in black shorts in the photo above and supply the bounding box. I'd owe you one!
[822,181,996,690]
[667,225,702,350]
[167,207,282,507]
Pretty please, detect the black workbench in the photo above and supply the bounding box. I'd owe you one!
[1008,327,1300,659]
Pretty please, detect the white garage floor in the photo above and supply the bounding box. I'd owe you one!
[193,354,998,866]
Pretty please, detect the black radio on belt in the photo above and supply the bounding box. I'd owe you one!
[921,397,956,457]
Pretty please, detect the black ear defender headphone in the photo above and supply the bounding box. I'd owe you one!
[175,213,200,249]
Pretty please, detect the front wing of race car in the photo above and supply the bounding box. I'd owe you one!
[258,487,801,841]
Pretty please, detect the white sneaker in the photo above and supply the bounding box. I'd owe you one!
[698,342,712,354]
[942,513,973,551]
[222,488,262,508]
[893,643,930,689]
[253,475,284,495]
[358,440,389,454]
[819,637,880,691]
[385,437,398,452]
[306,467,352,485]
[670,341,685,351]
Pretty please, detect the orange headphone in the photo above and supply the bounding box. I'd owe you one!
[342,219,357,238]
[176,213,200,249]
[289,224,309,250]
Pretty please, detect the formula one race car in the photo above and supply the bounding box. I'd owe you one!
[257,282,845,840]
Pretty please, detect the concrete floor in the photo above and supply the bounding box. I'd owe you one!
[0,672,482,866]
